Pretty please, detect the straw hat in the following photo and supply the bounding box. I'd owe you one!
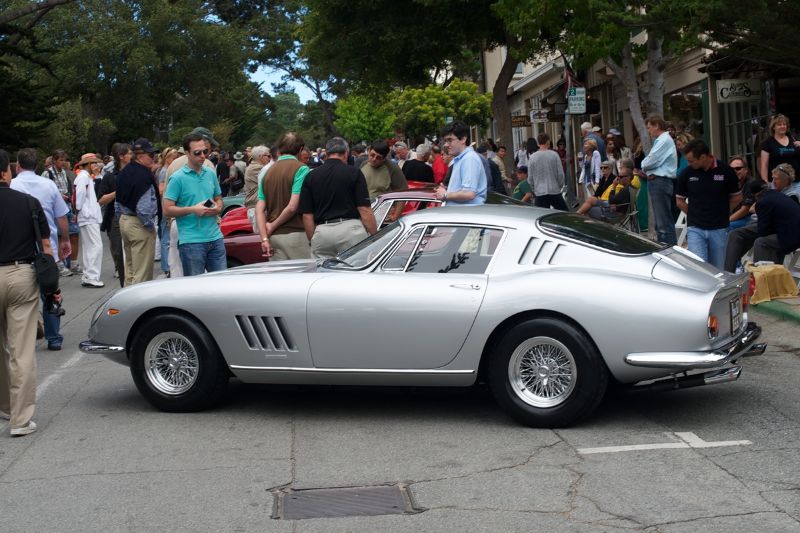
[77,153,102,167]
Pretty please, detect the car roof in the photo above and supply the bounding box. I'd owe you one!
[397,204,553,230]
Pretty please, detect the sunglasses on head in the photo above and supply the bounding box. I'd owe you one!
[192,149,210,156]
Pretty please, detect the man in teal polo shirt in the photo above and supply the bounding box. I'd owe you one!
[163,133,225,275]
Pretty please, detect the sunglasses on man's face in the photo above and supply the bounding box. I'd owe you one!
[731,166,745,171]
[192,149,210,156]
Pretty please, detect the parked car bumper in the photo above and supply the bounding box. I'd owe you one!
[80,340,128,366]
[624,321,764,369]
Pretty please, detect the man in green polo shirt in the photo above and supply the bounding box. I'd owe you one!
[255,132,311,260]
[163,132,225,275]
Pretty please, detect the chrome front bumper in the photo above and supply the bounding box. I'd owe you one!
[79,340,128,366]
[625,322,764,369]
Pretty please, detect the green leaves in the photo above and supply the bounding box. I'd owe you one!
[334,95,395,143]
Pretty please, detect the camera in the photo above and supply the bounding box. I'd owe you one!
[45,289,65,316]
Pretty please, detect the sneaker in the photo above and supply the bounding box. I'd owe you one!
[113,270,119,278]
[10,420,37,437]
[81,280,105,288]
[0,410,9,420]
[70,263,82,273]
[59,265,73,277]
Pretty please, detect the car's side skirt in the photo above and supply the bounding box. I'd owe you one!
[229,365,477,386]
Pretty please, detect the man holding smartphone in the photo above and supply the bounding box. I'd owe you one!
[163,133,225,276]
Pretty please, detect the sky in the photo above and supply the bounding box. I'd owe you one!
[249,65,316,103]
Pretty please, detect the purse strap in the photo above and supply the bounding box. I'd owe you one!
[26,196,45,255]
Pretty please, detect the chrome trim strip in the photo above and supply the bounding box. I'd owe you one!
[79,340,125,354]
[703,366,741,385]
[625,322,762,369]
[229,365,475,374]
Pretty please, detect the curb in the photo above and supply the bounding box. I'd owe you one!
[751,300,800,325]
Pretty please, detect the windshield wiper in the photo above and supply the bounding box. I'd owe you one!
[322,257,354,268]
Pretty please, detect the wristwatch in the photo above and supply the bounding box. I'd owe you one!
[261,237,269,242]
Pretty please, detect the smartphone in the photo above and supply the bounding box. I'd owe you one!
[203,199,214,208]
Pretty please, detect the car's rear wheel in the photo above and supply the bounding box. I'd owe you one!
[488,318,607,427]
[130,313,228,412]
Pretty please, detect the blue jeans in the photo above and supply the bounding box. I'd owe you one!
[178,238,227,276]
[687,226,728,269]
[159,217,170,273]
[648,176,677,245]
[41,292,62,346]
[729,216,751,230]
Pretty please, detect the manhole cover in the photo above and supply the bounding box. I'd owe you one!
[272,484,423,520]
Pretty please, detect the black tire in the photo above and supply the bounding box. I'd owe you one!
[222,206,238,217]
[129,313,229,412]
[487,318,608,428]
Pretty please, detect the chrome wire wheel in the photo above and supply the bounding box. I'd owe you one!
[144,332,199,395]
[508,336,577,408]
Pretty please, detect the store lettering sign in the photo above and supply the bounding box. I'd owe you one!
[511,115,531,127]
[717,79,761,103]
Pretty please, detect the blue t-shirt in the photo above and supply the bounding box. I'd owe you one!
[447,146,487,205]
[164,164,223,244]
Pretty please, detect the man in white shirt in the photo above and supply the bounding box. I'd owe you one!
[73,153,104,287]
[10,148,72,349]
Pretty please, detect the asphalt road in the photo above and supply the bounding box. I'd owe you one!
[2,254,800,532]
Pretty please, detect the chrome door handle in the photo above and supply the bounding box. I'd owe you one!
[449,283,481,290]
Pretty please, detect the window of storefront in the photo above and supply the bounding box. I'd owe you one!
[664,81,708,142]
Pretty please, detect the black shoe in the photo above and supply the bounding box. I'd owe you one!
[47,343,62,351]
[36,321,44,340]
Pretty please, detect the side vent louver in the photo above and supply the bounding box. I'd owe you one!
[519,237,563,265]
[235,315,297,351]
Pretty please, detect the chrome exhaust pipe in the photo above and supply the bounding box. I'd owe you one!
[631,366,742,393]
[742,343,767,357]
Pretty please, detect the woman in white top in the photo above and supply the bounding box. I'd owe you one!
[73,153,105,287]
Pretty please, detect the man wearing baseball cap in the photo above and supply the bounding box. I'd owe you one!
[116,138,159,285]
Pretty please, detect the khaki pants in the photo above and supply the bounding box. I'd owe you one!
[0,264,39,429]
[311,219,367,259]
[120,214,156,286]
[270,231,311,261]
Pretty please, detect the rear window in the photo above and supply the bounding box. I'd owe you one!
[538,213,667,255]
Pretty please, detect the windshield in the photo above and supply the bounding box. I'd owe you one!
[328,222,403,269]
[538,212,667,255]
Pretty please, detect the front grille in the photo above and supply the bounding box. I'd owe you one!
[235,315,297,351]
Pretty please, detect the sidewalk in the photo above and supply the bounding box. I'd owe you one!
[752,297,800,325]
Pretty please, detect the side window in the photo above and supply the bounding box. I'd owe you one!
[372,200,395,227]
[382,228,423,270]
[406,226,503,274]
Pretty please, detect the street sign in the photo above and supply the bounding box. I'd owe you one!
[511,115,531,128]
[566,87,586,114]
[717,79,761,103]
[530,109,549,124]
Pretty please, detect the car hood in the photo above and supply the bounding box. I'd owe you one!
[216,258,320,275]
[651,246,731,292]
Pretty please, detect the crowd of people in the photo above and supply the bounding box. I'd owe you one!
[2,114,800,437]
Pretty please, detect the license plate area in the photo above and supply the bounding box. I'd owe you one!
[730,296,742,333]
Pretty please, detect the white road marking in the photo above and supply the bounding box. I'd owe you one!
[577,432,752,455]
[38,350,84,397]
[2,350,86,430]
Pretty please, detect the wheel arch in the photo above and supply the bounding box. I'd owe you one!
[477,309,609,383]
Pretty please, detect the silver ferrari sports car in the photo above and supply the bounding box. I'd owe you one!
[81,205,765,427]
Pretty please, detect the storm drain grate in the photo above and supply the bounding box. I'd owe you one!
[272,484,423,520]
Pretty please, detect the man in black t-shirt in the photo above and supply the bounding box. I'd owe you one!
[299,137,377,259]
[0,149,52,437]
[676,139,741,269]
[401,144,434,183]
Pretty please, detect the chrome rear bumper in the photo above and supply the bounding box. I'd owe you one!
[625,322,763,369]
[79,340,128,366]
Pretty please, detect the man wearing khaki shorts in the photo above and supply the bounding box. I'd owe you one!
[256,132,312,261]
[299,137,376,259]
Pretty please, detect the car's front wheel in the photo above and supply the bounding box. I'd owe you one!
[130,313,228,412]
[488,318,608,427]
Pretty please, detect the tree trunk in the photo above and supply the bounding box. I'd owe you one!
[492,49,518,174]
[645,33,666,117]
[607,44,651,153]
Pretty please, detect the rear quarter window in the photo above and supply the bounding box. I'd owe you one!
[538,213,666,255]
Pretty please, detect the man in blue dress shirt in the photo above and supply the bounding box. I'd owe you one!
[435,120,487,205]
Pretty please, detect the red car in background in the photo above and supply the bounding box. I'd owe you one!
[223,184,525,267]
